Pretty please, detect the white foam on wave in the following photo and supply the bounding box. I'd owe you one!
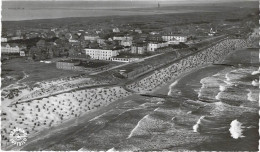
[127,114,149,139]
[107,147,116,152]
[229,119,245,139]
[251,67,260,75]
[154,107,160,112]
[193,116,205,133]
[215,93,221,100]
[198,80,205,98]
[224,80,232,85]
[251,79,259,87]
[78,147,88,151]
[168,80,179,96]
[225,73,231,81]
[89,110,112,122]
[247,89,256,102]
[219,85,226,92]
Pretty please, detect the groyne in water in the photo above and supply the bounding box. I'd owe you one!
[126,37,256,93]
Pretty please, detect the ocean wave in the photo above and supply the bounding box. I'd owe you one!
[126,114,150,139]
[107,147,116,152]
[215,85,226,100]
[246,89,257,102]
[251,67,260,75]
[219,85,226,92]
[193,116,205,133]
[251,79,259,87]
[215,92,221,100]
[168,80,179,96]
[89,110,113,122]
[78,147,88,151]
[229,119,245,139]
[154,107,160,112]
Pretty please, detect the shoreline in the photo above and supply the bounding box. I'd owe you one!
[153,48,240,96]
[152,64,210,95]
[3,36,257,150]
[16,51,235,151]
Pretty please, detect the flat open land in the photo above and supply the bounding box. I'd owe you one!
[2,58,85,88]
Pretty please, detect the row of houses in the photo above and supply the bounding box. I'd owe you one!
[1,43,26,56]
[83,34,188,61]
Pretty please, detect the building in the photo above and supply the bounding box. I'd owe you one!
[84,48,119,60]
[208,28,217,36]
[20,51,26,56]
[10,36,23,40]
[131,45,147,54]
[112,28,120,33]
[113,36,133,41]
[1,43,25,54]
[147,35,163,42]
[134,29,142,34]
[162,35,188,43]
[111,57,139,63]
[120,40,132,47]
[131,42,147,54]
[97,38,106,45]
[147,41,168,52]
[56,60,84,71]
[150,31,160,35]
[84,35,100,42]
[1,37,7,42]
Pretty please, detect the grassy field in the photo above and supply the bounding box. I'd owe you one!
[2,58,85,87]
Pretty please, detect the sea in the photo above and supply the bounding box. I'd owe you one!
[20,48,259,151]
[1,1,184,21]
[2,1,247,21]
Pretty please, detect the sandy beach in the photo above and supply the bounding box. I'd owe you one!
[2,86,131,149]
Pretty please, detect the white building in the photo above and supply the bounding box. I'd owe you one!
[121,40,132,47]
[135,29,142,34]
[147,42,168,52]
[111,57,139,63]
[20,51,26,56]
[113,36,133,41]
[1,43,25,54]
[69,39,79,43]
[1,37,7,42]
[85,49,119,60]
[208,28,217,36]
[162,35,187,43]
[84,35,100,41]
[10,36,23,40]
[97,38,106,45]
[112,28,120,33]
[150,31,160,35]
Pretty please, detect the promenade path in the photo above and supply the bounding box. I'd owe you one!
[9,83,117,106]
[89,53,163,75]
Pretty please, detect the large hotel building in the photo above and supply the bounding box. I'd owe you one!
[84,49,119,60]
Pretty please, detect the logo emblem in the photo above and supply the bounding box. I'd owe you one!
[9,128,27,146]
